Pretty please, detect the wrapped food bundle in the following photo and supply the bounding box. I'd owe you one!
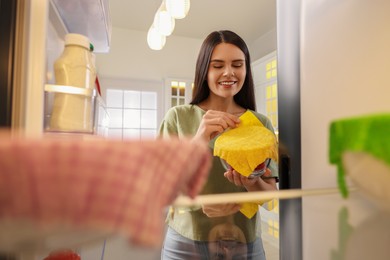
[329,113,390,210]
[214,110,278,177]
[214,111,278,218]
[220,157,271,179]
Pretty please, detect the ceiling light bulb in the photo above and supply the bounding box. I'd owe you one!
[166,0,190,19]
[147,25,166,50]
[153,11,175,36]
[154,5,175,36]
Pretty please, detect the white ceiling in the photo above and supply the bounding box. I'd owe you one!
[109,0,276,44]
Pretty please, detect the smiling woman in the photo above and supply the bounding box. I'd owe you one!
[159,30,278,260]
[91,1,279,259]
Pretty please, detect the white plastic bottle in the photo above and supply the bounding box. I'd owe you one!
[50,33,97,133]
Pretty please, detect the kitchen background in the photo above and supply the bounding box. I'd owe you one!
[1,0,389,259]
[84,0,280,258]
[94,0,278,140]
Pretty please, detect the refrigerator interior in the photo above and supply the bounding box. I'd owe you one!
[300,1,390,259]
[277,0,390,259]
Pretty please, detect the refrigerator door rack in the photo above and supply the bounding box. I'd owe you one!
[44,84,109,136]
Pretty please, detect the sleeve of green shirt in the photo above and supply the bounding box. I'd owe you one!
[159,107,179,137]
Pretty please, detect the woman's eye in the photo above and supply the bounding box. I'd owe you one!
[233,63,243,68]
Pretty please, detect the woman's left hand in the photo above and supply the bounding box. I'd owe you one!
[224,168,277,192]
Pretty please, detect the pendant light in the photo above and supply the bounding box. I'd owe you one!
[154,1,175,36]
[147,25,166,50]
[147,0,191,50]
[166,0,190,19]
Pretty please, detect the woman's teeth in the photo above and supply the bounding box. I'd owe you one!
[220,81,235,85]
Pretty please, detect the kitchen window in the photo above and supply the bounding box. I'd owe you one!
[106,89,158,140]
[252,52,279,136]
[252,51,280,257]
[164,78,193,112]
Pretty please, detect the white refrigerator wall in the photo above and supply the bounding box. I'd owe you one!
[300,2,390,260]
[301,0,390,190]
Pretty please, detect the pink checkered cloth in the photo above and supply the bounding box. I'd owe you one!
[0,135,211,247]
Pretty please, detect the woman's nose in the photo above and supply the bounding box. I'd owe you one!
[223,67,235,77]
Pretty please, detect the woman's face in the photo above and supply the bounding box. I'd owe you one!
[207,43,246,99]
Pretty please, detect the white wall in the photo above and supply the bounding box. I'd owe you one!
[301,0,390,189]
[95,27,202,82]
[249,28,277,62]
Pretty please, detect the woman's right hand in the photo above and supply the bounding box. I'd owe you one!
[193,110,241,142]
[202,203,241,218]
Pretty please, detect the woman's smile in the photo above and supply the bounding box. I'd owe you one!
[219,81,238,87]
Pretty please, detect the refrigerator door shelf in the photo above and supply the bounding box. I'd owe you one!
[43,84,109,136]
[44,84,95,97]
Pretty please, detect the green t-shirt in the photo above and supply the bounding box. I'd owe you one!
[159,104,278,242]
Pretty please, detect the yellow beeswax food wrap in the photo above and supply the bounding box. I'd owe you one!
[214,110,278,218]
